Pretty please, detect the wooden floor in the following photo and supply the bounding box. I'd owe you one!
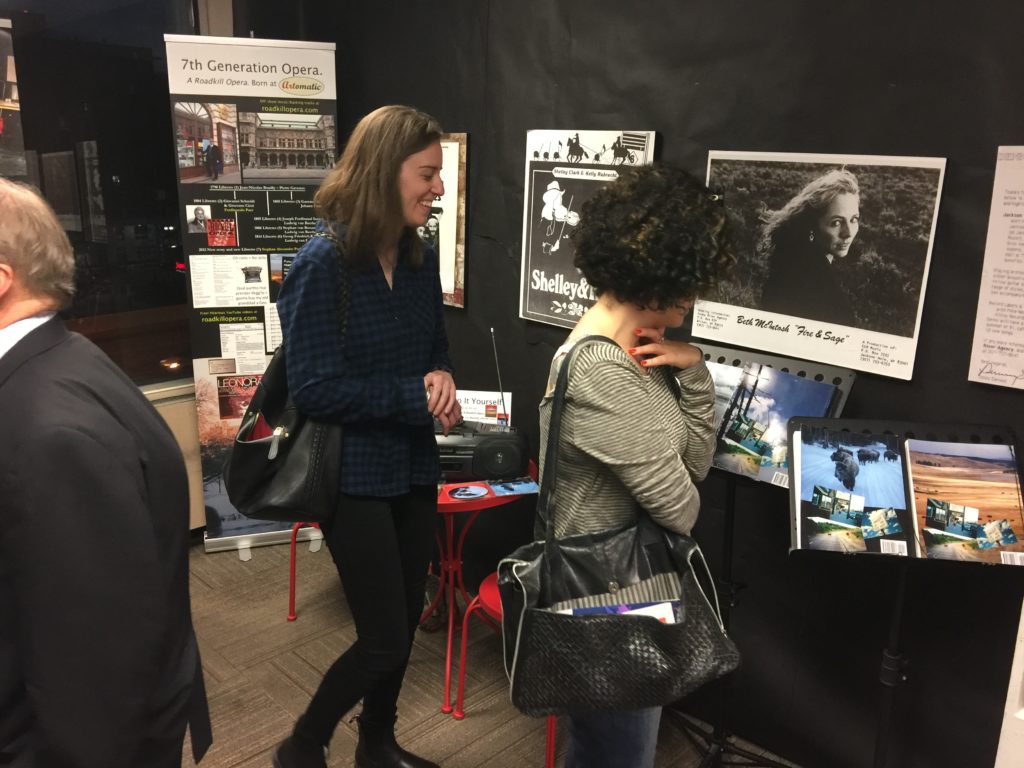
[184,535,800,767]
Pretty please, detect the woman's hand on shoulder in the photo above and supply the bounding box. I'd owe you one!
[629,326,703,370]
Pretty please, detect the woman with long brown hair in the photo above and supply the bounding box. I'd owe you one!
[273,105,460,768]
[758,168,861,325]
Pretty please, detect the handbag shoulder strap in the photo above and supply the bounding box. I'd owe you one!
[251,228,349,416]
[311,228,351,342]
[538,334,620,543]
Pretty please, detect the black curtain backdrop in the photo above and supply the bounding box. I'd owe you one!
[240,3,1024,766]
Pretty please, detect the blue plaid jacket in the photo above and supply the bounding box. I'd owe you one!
[275,224,452,497]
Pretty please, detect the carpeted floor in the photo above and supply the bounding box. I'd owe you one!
[183,534,799,767]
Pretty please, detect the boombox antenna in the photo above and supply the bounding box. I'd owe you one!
[490,327,509,425]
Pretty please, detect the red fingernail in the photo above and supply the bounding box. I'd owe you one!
[627,348,636,355]
[640,359,648,366]
[634,328,643,335]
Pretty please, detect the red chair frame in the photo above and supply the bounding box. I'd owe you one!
[287,521,320,621]
[454,571,556,767]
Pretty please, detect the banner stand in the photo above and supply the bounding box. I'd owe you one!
[164,33,337,554]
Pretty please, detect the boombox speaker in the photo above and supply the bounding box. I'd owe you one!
[435,420,530,482]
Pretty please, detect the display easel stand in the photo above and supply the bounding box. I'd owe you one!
[784,416,1018,768]
[872,559,909,768]
[670,475,792,768]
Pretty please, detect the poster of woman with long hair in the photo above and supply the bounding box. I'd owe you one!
[695,151,945,379]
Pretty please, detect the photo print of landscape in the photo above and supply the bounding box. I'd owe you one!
[793,426,915,555]
[708,362,837,485]
[906,439,1024,566]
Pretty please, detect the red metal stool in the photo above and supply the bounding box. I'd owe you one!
[454,571,557,767]
[287,521,320,621]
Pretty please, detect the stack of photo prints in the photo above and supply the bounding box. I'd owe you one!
[790,422,1024,567]
[706,361,842,487]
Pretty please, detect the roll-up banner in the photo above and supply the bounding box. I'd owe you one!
[164,34,337,552]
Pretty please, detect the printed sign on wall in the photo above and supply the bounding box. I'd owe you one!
[519,129,656,328]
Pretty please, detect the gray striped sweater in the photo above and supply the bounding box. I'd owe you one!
[537,337,716,539]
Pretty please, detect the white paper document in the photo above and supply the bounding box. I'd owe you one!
[969,147,1024,390]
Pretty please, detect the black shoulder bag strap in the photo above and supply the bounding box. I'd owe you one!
[538,335,619,601]
[246,229,350,423]
[311,227,350,343]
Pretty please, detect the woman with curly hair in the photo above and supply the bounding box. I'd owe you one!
[759,168,860,325]
[536,164,734,767]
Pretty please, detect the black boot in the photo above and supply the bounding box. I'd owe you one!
[354,716,439,768]
[272,735,327,768]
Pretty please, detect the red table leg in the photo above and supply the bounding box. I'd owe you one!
[441,514,456,713]
[434,508,484,713]
[429,488,530,714]
[420,529,447,625]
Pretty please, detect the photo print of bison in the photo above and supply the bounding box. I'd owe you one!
[794,426,915,555]
[694,151,946,380]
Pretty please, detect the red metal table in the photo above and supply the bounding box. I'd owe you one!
[425,480,531,714]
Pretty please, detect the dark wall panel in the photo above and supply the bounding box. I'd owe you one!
[245,3,1024,765]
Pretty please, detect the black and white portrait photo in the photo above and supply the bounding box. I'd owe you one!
[187,204,211,233]
[693,151,946,379]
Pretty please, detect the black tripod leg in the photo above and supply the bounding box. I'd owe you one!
[872,561,909,768]
[671,711,795,768]
[671,477,794,768]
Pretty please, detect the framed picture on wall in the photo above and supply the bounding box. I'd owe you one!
[518,129,656,328]
[40,150,82,231]
[694,151,946,379]
[76,140,107,243]
[417,132,466,308]
[0,18,28,180]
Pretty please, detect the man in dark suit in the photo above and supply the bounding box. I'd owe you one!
[0,179,212,767]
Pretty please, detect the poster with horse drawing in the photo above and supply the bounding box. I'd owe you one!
[519,129,656,328]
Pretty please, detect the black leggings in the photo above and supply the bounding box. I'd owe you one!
[295,486,437,747]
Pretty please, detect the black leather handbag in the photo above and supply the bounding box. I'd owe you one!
[223,231,348,524]
[497,337,741,716]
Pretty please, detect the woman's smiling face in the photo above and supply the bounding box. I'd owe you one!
[814,193,860,260]
[397,141,444,228]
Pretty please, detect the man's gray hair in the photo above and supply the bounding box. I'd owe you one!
[0,178,76,307]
